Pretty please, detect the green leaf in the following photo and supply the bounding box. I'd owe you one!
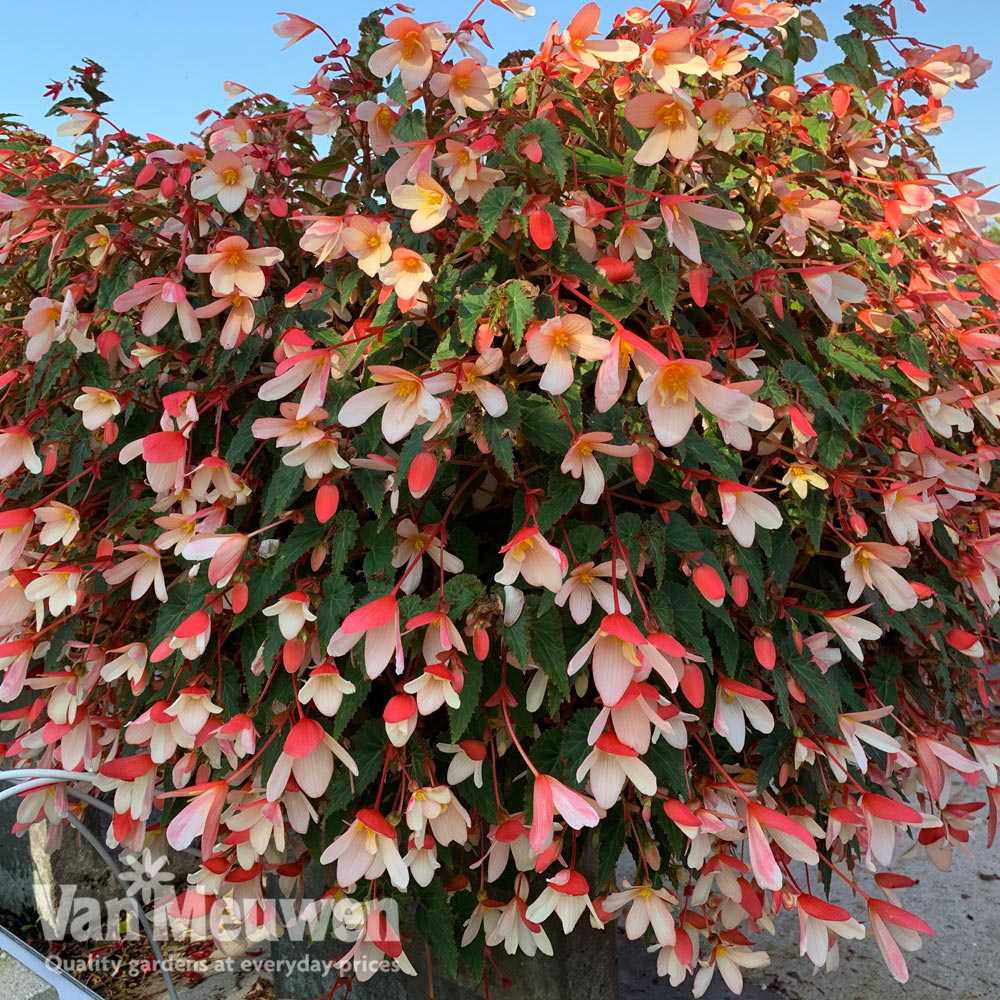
[317,574,353,648]
[504,279,536,346]
[645,739,687,796]
[477,187,517,241]
[789,655,841,729]
[596,808,627,885]
[530,605,570,700]
[449,662,483,741]
[329,510,360,573]
[816,410,849,468]
[835,32,868,72]
[458,283,491,343]
[537,472,580,533]
[261,462,304,522]
[800,489,828,550]
[660,512,703,553]
[872,655,901,712]
[510,119,567,187]
[570,148,624,178]
[482,395,521,477]
[636,258,680,322]
[781,359,846,428]
[840,388,871,436]
[520,397,571,454]
[413,880,459,977]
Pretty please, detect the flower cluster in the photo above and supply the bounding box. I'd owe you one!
[0,1,999,993]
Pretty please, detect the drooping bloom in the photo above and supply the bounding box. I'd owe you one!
[718,482,782,547]
[801,268,867,323]
[525,868,601,935]
[868,899,934,984]
[796,894,866,969]
[625,89,700,164]
[73,387,122,430]
[102,545,168,602]
[35,502,80,547]
[320,808,409,890]
[780,462,829,499]
[455,347,509,417]
[341,216,393,276]
[568,613,646,706]
[659,197,745,265]
[297,664,356,717]
[525,315,610,395]
[882,480,937,545]
[186,236,284,298]
[273,12,318,49]
[642,27,708,90]
[265,718,357,802]
[263,591,317,640]
[337,366,454,444]
[823,606,883,661]
[638,359,754,447]
[841,542,917,611]
[559,3,641,69]
[745,802,819,891]
[391,518,464,593]
[713,678,774,752]
[495,527,566,593]
[529,773,602,853]
[391,172,452,233]
[112,277,201,342]
[429,58,501,115]
[555,560,630,623]
[699,93,753,151]
[367,17,447,91]
[328,594,404,678]
[576,732,658,809]
[379,248,433,304]
[190,151,257,213]
[561,433,639,504]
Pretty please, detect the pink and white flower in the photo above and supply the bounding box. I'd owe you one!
[525,315,610,395]
[718,482,782,547]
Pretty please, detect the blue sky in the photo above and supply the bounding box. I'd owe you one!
[0,1,996,186]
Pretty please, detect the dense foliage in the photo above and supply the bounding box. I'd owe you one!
[2,0,1000,992]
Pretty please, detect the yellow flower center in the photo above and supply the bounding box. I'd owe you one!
[657,363,692,402]
[367,234,383,249]
[578,443,594,457]
[659,103,686,129]
[401,32,422,60]
[396,380,419,399]
[222,168,240,186]
[578,570,595,585]
[713,108,731,126]
[552,328,572,349]
[421,188,443,209]
[376,107,394,129]
[512,538,534,561]
[402,257,423,272]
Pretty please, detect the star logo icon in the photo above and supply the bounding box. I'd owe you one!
[118,849,174,904]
